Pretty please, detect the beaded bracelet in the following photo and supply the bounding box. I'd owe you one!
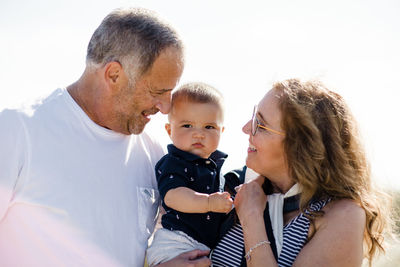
[244,240,271,262]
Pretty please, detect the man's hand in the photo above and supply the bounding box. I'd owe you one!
[156,249,211,267]
[208,192,233,213]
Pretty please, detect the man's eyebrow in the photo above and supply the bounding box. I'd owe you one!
[149,88,173,95]
[157,88,173,93]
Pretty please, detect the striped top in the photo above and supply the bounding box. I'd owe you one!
[211,223,244,267]
[210,198,330,267]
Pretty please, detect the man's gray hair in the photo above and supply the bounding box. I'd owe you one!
[86,8,183,77]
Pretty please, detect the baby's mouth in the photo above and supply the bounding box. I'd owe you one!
[192,143,204,148]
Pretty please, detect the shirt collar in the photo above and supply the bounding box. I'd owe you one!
[167,144,228,165]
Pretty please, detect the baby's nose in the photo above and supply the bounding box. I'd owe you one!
[193,130,205,138]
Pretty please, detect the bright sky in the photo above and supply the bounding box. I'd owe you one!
[1,0,399,190]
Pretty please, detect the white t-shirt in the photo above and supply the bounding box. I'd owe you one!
[0,89,164,267]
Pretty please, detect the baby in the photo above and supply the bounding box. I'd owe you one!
[146,82,233,266]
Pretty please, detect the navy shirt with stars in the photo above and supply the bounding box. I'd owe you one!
[156,144,228,249]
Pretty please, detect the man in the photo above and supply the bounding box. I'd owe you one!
[0,8,209,267]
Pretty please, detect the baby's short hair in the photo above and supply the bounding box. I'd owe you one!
[171,82,224,119]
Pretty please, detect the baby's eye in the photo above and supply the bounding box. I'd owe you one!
[182,124,192,128]
[205,125,216,129]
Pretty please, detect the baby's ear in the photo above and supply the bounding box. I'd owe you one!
[165,123,172,136]
[221,126,225,133]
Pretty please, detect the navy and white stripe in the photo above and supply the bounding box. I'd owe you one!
[211,223,244,267]
[278,199,330,267]
[210,198,330,267]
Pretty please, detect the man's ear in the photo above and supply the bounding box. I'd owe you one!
[165,123,172,137]
[104,61,123,85]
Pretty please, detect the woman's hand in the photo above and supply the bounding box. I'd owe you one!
[234,179,267,226]
[234,178,277,267]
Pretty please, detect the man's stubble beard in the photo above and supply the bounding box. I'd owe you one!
[124,79,146,135]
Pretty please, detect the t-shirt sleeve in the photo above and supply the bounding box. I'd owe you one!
[155,156,189,200]
[0,109,27,220]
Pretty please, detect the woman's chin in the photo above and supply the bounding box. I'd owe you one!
[245,158,256,171]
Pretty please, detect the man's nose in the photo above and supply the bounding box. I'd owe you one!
[154,91,172,114]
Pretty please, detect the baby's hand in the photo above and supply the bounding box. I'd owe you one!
[208,192,233,213]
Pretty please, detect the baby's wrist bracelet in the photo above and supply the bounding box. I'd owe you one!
[245,240,271,262]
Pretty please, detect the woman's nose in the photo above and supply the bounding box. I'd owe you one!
[242,120,251,135]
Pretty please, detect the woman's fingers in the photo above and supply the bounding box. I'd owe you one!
[234,182,267,221]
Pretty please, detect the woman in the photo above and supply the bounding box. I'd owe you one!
[210,79,392,267]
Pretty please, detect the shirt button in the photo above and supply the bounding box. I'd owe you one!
[205,160,211,164]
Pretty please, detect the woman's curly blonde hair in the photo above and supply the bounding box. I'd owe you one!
[273,78,393,264]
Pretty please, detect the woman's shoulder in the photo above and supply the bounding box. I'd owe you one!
[295,199,366,265]
[324,198,365,216]
[317,198,366,229]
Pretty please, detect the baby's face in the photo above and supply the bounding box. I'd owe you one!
[166,101,224,158]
